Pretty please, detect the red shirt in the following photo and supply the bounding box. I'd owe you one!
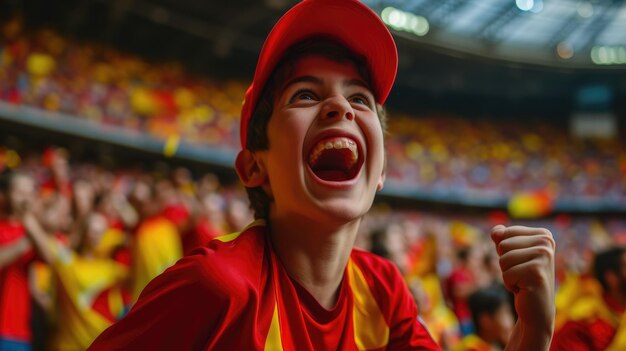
[89,221,439,350]
[0,220,34,342]
[551,295,624,351]
[182,218,223,256]
[446,267,474,321]
[551,319,616,351]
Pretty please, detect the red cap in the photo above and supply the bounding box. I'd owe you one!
[239,0,398,149]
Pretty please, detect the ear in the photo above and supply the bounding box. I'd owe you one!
[377,156,387,191]
[235,149,267,188]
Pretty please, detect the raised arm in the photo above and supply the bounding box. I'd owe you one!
[22,213,56,264]
[0,236,31,268]
[491,225,556,351]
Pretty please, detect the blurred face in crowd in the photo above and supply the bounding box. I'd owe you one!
[475,300,515,347]
[202,193,225,226]
[51,151,70,182]
[129,180,158,217]
[385,223,408,272]
[198,173,220,198]
[489,303,515,346]
[226,197,253,232]
[41,195,71,233]
[73,179,95,217]
[85,213,108,251]
[9,174,35,217]
[614,251,626,297]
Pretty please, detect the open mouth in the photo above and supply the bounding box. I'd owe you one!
[307,136,362,182]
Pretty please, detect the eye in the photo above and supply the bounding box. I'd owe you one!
[349,94,371,106]
[290,89,318,103]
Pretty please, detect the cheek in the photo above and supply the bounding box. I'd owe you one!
[267,113,310,159]
[361,118,386,165]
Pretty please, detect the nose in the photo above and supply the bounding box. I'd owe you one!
[321,96,354,121]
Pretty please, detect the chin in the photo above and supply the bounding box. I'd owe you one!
[311,196,373,223]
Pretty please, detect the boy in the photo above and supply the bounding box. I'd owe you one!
[88,0,555,349]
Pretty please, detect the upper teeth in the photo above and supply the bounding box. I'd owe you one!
[309,137,359,167]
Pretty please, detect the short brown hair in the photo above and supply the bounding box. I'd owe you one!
[244,38,387,220]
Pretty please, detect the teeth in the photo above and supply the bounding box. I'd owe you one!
[308,136,359,168]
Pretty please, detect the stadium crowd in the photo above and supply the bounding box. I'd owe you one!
[1,20,625,205]
[1,145,625,350]
[2,15,626,351]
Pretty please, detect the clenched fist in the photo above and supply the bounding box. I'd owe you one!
[491,225,556,351]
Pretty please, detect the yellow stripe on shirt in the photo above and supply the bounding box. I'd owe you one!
[348,259,389,350]
[264,301,284,351]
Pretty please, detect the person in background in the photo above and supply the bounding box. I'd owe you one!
[551,246,626,351]
[0,172,35,351]
[446,244,483,335]
[453,285,515,351]
[127,179,182,301]
[23,211,129,351]
[408,276,461,349]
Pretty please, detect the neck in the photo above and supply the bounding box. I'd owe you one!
[268,212,361,310]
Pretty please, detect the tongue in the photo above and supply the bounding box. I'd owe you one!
[310,148,355,181]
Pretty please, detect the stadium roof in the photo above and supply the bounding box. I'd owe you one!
[364,0,626,67]
[6,0,626,111]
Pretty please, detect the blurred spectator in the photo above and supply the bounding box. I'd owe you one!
[0,142,625,350]
[127,179,182,301]
[445,244,484,336]
[551,247,626,350]
[409,276,461,349]
[2,22,625,208]
[453,285,515,351]
[23,211,129,350]
[370,223,409,274]
[0,172,35,351]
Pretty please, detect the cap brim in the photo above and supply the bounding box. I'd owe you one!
[240,0,397,148]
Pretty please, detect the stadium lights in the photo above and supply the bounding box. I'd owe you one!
[590,46,626,65]
[556,41,574,60]
[381,7,430,37]
[577,2,594,18]
[515,0,543,13]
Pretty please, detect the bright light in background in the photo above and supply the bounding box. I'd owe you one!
[591,46,626,65]
[556,41,574,59]
[530,0,543,13]
[515,0,543,13]
[381,7,430,37]
[516,0,534,11]
[577,2,594,18]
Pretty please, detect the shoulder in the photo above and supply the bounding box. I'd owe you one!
[349,248,412,313]
[88,223,271,351]
[350,250,440,350]
[0,220,25,244]
[350,248,403,284]
[142,221,269,300]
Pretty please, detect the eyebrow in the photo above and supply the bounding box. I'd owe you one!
[344,78,371,91]
[281,75,323,93]
[281,75,372,94]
